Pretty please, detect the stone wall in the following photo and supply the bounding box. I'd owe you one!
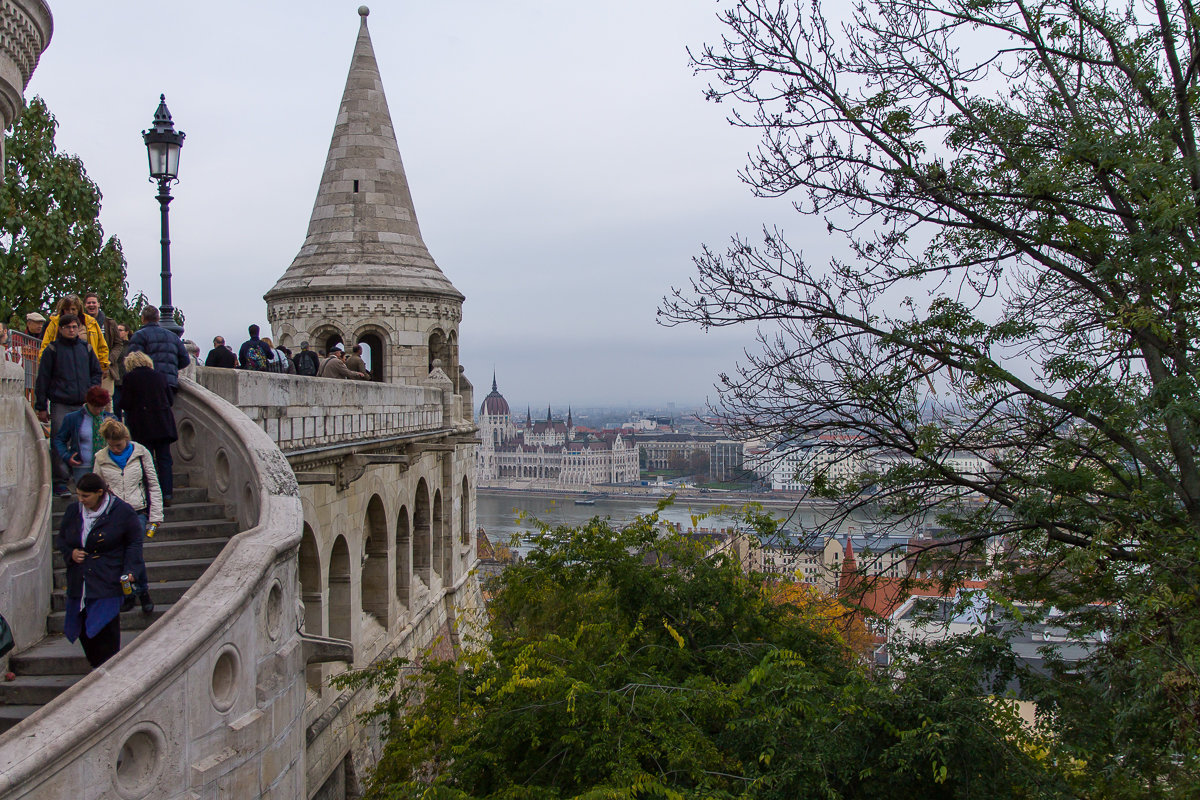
[0,358,51,670]
[194,367,446,453]
[0,377,308,799]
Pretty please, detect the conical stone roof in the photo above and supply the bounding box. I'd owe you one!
[266,7,462,302]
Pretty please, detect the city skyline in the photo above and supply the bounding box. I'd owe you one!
[23,1,814,405]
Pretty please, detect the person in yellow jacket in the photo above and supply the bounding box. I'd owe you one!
[39,294,110,372]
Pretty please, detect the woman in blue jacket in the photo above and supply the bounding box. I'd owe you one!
[52,385,113,488]
[55,472,145,668]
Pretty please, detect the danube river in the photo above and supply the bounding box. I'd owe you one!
[476,489,928,552]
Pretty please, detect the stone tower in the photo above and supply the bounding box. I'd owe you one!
[265,6,464,386]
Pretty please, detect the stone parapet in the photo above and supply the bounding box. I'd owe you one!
[0,358,51,669]
[194,366,457,454]
[0,377,307,799]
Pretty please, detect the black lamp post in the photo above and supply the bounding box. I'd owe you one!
[142,94,186,336]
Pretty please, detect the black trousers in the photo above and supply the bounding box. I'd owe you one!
[79,606,121,668]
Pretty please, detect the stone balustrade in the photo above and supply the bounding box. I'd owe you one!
[193,367,452,454]
[0,376,307,799]
[0,359,51,673]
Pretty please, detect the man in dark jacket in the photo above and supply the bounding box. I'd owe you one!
[204,335,238,368]
[238,324,273,370]
[35,313,103,496]
[125,305,189,401]
[292,341,320,376]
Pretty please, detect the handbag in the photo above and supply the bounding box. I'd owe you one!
[0,612,14,658]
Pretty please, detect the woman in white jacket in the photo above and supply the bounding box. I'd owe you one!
[93,418,162,613]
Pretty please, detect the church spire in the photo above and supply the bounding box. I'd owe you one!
[267,6,462,302]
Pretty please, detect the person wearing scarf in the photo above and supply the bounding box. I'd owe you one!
[93,418,162,614]
[55,472,144,668]
[53,385,114,487]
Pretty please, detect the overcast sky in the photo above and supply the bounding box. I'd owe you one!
[25,1,812,409]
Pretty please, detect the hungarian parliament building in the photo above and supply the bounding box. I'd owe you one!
[476,376,640,489]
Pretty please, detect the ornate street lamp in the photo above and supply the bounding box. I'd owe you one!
[143,94,186,336]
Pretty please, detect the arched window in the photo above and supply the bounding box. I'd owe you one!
[328,536,353,648]
[299,524,323,690]
[314,326,344,357]
[396,505,410,612]
[428,329,448,374]
[362,496,389,624]
[357,330,386,382]
[413,480,431,587]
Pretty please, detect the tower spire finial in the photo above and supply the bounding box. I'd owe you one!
[358,5,370,17]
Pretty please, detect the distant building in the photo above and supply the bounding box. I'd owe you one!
[762,435,993,493]
[636,432,747,482]
[476,375,639,488]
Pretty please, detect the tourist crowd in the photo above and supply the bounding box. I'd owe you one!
[7,292,373,669]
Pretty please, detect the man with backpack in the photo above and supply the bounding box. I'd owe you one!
[238,324,274,371]
[34,313,103,496]
[293,341,320,377]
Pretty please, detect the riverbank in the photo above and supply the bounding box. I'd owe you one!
[477,485,824,512]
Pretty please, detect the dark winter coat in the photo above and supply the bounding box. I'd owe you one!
[117,365,178,445]
[56,494,144,601]
[204,346,237,368]
[126,322,190,388]
[34,334,102,411]
[293,349,320,376]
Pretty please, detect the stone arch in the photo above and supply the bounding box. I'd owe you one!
[328,536,352,645]
[460,476,470,546]
[312,324,345,356]
[413,479,431,587]
[362,495,389,623]
[396,504,410,612]
[299,523,323,690]
[353,324,389,383]
[428,327,449,374]
[432,488,444,581]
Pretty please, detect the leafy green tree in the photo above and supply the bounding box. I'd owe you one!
[340,514,1070,798]
[0,96,132,328]
[659,0,1200,790]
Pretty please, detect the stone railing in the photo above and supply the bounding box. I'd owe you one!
[0,358,51,673]
[0,376,307,799]
[194,367,449,454]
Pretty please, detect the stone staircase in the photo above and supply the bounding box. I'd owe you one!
[0,474,238,734]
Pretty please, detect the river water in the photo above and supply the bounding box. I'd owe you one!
[477,489,929,553]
